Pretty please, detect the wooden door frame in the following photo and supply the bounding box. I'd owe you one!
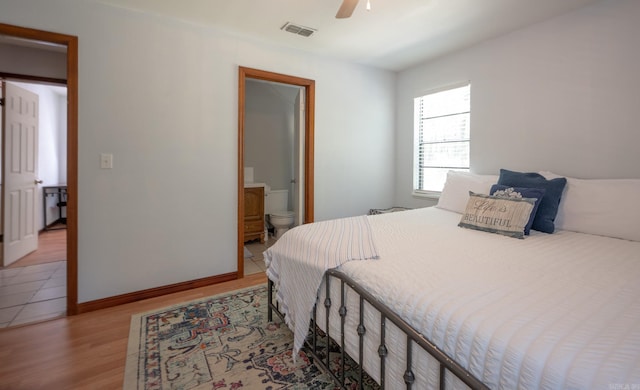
[0,23,78,315]
[237,67,315,277]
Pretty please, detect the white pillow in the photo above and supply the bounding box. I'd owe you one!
[436,171,499,214]
[540,171,640,241]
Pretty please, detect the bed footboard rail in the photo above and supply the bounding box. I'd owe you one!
[268,270,489,390]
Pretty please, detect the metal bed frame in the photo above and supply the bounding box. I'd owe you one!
[268,269,490,390]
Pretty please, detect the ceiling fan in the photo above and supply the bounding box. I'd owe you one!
[336,0,371,19]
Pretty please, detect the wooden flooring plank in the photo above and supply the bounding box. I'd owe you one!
[7,228,67,268]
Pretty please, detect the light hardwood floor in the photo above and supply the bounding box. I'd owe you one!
[7,227,67,268]
[0,272,267,389]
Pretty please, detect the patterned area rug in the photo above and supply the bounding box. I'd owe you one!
[124,285,377,389]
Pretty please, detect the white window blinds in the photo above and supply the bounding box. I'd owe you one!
[413,83,470,194]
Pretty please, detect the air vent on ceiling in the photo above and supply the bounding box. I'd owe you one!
[281,22,316,38]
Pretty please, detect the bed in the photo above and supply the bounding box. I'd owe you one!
[264,169,640,389]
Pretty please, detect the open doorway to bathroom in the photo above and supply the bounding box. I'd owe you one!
[237,67,315,278]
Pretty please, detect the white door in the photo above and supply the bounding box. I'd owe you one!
[292,87,305,226]
[2,82,39,266]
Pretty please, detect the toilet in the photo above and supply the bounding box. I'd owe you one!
[265,189,295,239]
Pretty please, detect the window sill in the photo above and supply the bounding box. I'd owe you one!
[412,190,441,200]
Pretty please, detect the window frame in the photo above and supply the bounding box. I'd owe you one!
[412,81,471,198]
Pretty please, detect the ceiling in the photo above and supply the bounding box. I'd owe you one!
[96,0,599,71]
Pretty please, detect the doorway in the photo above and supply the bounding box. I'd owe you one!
[0,81,67,326]
[237,67,315,277]
[0,23,78,316]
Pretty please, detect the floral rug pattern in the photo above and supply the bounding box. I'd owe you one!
[124,285,376,390]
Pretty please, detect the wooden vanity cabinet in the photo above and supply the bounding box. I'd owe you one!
[244,186,265,243]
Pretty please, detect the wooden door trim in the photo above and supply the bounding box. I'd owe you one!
[0,23,78,315]
[237,67,315,277]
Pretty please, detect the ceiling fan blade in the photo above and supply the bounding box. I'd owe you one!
[336,0,359,19]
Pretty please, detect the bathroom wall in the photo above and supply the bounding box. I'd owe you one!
[245,79,299,206]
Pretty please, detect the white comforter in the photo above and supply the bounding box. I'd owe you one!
[264,215,378,355]
[267,207,640,389]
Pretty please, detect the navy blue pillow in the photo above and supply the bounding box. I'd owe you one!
[490,185,545,235]
[497,169,567,233]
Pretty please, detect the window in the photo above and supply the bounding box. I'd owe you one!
[413,83,470,195]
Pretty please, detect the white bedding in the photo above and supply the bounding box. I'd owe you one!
[264,215,378,355]
[266,207,640,389]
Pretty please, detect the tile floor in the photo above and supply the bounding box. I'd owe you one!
[244,235,277,275]
[0,261,67,328]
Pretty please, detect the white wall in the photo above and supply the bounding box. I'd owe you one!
[395,0,640,209]
[0,0,395,302]
[0,43,66,80]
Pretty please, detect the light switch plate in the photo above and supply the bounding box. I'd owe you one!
[100,153,113,169]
